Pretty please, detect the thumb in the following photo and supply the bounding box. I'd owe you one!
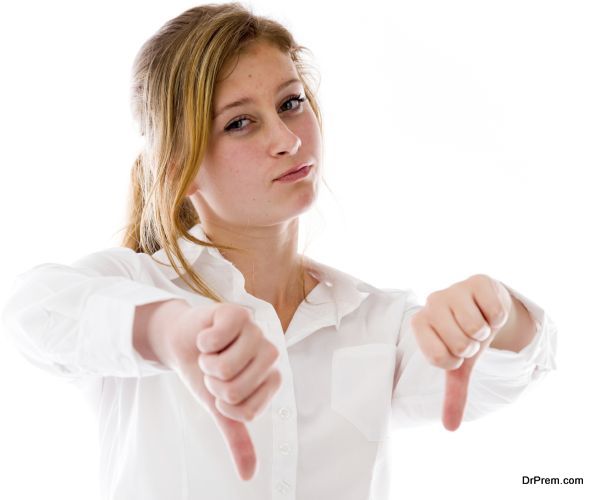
[442,325,498,431]
[442,356,476,431]
[212,409,257,481]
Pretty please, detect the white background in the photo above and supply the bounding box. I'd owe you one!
[0,0,598,499]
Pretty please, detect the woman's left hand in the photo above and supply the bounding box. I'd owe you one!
[409,274,513,431]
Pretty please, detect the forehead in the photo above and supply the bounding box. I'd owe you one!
[215,42,298,96]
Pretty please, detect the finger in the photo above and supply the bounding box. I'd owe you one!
[205,342,279,406]
[176,352,257,481]
[429,306,482,358]
[182,355,258,481]
[411,314,464,370]
[198,327,258,381]
[470,276,509,330]
[196,307,252,354]
[216,369,282,422]
[442,325,496,431]
[211,403,258,481]
[442,357,476,431]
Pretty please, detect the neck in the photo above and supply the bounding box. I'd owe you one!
[200,217,307,309]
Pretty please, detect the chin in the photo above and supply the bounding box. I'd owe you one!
[296,181,319,205]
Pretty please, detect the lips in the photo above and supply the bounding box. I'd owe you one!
[275,163,311,181]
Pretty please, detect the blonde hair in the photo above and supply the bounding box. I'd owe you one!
[120,2,323,303]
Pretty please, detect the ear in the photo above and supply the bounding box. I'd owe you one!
[185,180,199,197]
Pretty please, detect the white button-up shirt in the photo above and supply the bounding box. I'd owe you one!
[1,223,557,500]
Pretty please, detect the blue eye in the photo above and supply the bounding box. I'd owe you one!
[224,94,307,133]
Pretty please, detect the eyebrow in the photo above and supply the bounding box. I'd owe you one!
[213,78,302,119]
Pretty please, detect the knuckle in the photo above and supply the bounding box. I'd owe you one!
[224,384,242,405]
[203,374,217,396]
[469,273,488,284]
[216,361,233,380]
[425,291,441,305]
[213,303,230,319]
[248,323,262,342]
[465,322,483,337]
[205,339,220,353]
[196,353,205,371]
[217,304,248,325]
[199,331,220,352]
[219,302,237,313]
[234,305,253,321]
[492,308,505,322]
[254,322,267,339]
[440,358,457,370]
[409,312,419,325]
[428,350,447,367]
[410,311,425,329]
[198,353,211,374]
[243,403,256,421]
[265,342,279,362]
[272,369,283,389]
[195,333,208,352]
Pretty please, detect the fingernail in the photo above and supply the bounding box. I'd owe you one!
[462,342,481,358]
[472,324,491,341]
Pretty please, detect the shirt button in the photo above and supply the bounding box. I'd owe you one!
[278,407,291,419]
[279,442,292,455]
[276,479,292,494]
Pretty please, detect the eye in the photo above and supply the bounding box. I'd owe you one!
[224,116,251,133]
[280,93,306,112]
[224,94,307,133]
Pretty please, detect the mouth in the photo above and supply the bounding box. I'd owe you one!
[274,164,313,182]
[274,163,312,181]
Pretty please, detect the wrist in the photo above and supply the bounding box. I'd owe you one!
[134,299,190,366]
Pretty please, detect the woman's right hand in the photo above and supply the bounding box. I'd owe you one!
[147,300,282,481]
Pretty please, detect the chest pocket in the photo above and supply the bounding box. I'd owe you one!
[330,343,397,442]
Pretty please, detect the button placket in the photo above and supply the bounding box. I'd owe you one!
[269,324,297,499]
[273,404,296,498]
[279,442,292,455]
[264,309,297,500]
[276,479,292,494]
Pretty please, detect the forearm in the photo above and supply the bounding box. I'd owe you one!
[133,299,190,363]
[490,293,537,352]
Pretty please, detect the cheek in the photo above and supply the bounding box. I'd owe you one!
[221,155,258,190]
[207,162,262,203]
[301,109,322,148]
[228,171,260,197]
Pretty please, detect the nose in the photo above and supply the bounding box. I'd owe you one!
[269,116,301,157]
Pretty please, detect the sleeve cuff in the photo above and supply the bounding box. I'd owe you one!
[79,280,187,378]
[473,282,558,384]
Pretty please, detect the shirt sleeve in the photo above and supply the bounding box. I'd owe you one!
[0,247,192,381]
[390,284,558,428]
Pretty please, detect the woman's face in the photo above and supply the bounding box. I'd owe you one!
[187,40,322,229]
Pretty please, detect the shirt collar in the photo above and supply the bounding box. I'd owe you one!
[151,223,374,330]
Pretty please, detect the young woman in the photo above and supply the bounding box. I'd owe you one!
[1,3,557,499]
